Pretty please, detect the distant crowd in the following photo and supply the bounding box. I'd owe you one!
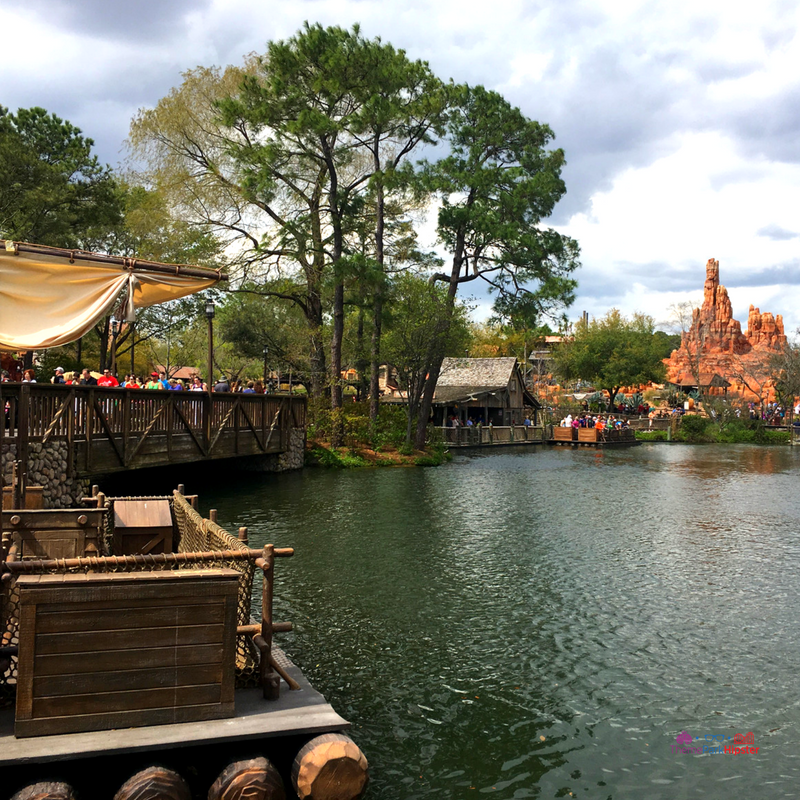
[0,366,271,394]
[560,413,630,430]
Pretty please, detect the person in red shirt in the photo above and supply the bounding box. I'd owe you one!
[97,369,119,387]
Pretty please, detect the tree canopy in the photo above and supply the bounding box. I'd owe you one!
[553,309,667,410]
[0,106,122,248]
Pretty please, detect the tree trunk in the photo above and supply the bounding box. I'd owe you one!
[369,293,383,421]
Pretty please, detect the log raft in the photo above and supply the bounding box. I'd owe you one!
[0,488,365,800]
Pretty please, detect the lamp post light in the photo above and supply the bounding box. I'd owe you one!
[205,301,215,392]
[110,317,119,377]
[262,345,269,392]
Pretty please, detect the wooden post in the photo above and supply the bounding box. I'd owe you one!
[177,483,185,495]
[291,734,369,800]
[258,543,280,699]
[16,382,30,510]
[238,526,248,544]
[122,388,131,465]
[208,758,285,800]
[209,508,218,524]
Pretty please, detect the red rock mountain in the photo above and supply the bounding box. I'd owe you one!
[665,259,786,392]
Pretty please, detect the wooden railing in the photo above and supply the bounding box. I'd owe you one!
[1,383,306,476]
[439,425,544,446]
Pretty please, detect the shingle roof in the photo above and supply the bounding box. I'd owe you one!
[436,357,517,389]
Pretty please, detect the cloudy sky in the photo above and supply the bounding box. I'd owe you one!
[3,0,800,333]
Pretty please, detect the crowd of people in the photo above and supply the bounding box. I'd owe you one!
[0,366,272,394]
[559,413,631,430]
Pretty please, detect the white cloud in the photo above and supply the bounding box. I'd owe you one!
[2,0,800,337]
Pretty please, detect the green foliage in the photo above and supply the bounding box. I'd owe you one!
[673,414,790,444]
[382,274,473,444]
[635,430,668,442]
[422,84,579,321]
[0,106,123,248]
[553,309,666,410]
[306,444,369,468]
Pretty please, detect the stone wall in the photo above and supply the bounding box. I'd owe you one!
[2,441,88,509]
[235,427,306,473]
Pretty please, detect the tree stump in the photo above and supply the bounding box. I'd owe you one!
[114,766,190,800]
[208,757,285,800]
[11,783,75,800]
[291,734,369,800]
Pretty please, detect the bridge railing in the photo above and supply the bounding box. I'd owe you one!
[1,383,306,475]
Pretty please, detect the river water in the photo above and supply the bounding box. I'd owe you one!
[193,444,800,798]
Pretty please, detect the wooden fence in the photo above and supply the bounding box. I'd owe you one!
[1,383,306,476]
[439,425,545,447]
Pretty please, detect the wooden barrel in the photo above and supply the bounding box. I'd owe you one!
[291,733,368,800]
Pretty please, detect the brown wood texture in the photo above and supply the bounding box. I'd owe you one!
[10,782,76,800]
[14,570,239,737]
[291,734,369,800]
[113,766,191,800]
[578,428,599,442]
[208,757,286,800]
[553,427,576,441]
[1,509,105,560]
[2,486,43,510]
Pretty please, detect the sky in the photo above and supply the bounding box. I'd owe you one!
[3,0,800,334]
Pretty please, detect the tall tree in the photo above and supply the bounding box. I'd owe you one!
[381,274,472,444]
[552,309,667,411]
[219,23,446,430]
[413,85,580,446]
[0,106,122,247]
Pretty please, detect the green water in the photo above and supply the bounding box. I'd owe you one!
[185,444,800,798]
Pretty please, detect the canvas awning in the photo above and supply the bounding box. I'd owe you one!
[0,241,225,350]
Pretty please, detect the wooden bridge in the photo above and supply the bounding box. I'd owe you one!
[1,383,306,479]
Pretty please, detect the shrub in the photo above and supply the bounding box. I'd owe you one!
[634,430,667,442]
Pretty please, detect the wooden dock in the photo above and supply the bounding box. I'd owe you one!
[548,427,640,448]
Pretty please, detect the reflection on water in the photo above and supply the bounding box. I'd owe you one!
[195,444,800,798]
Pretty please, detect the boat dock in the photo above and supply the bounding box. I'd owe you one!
[548,427,640,448]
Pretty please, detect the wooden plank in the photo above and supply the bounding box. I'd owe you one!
[36,624,225,655]
[33,644,223,676]
[113,500,172,528]
[33,684,222,718]
[33,664,222,696]
[36,604,223,633]
[15,702,234,738]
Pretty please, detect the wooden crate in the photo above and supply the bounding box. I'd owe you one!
[2,509,106,560]
[578,428,599,442]
[113,499,174,555]
[553,427,576,441]
[14,569,239,737]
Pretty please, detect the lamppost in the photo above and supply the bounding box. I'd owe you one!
[110,317,119,377]
[205,301,215,391]
[262,345,269,392]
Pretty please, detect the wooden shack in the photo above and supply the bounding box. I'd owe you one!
[431,358,540,426]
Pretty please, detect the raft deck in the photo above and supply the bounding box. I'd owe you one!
[0,647,347,766]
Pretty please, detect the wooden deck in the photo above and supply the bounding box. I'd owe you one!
[0,647,347,766]
[1,383,306,477]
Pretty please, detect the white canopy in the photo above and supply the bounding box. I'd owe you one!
[0,241,223,350]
